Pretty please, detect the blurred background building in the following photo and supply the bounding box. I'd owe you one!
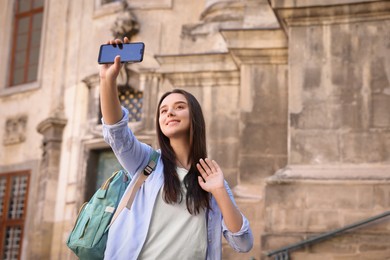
[0,0,389,259]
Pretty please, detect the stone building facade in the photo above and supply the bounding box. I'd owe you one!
[0,0,389,259]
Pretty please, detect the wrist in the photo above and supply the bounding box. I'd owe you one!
[210,186,227,197]
[100,78,118,89]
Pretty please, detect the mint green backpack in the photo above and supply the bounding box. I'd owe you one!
[66,151,159,259]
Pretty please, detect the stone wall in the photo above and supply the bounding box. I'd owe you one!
[287,5,390,165]
[262,1,390,259]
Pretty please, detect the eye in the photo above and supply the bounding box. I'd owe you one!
[160,109,167,114]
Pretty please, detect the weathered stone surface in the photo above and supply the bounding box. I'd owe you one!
[341,132,389,163]
[239,62,288,186]
[372,94,390,128]
[240,155,287,183]
[287,3,390,167]
[291,131,340,164]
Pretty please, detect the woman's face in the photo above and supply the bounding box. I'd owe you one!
[159,93,191,139]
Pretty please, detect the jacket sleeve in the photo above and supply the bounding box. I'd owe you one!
[102,107,153,177]
[221,181,254,253]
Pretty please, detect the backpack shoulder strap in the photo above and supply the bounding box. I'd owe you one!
[109,150,159,226]
[143,150,159,176]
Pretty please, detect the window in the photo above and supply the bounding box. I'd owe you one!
[85,150,123,200]
[118,87,143,123]
[9,0,44,87]
[98,87,143,124]
[0,171,30,260]
[95,150,124,191]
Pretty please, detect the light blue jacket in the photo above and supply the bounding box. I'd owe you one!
[103,108,253,259]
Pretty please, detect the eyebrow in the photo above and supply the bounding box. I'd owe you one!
[159,101,187,110]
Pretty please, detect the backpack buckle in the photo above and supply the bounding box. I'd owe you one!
[143,160,156,176]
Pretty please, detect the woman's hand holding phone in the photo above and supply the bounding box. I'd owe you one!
[99,37,130,83]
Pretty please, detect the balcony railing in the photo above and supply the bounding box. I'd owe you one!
[266,211,390,260]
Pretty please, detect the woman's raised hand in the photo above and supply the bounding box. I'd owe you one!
[99,37,130,82]
[197,158,244,233]
[197,158,225,194]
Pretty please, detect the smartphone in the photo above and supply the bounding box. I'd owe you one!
[98,42,145,64]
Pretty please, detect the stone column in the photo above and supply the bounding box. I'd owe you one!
[29,116,67,260]
[220,28,288,259]
[82,74,101,132]
[221,29,289,184]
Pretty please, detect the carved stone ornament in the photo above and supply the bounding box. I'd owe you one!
[111,1,140,40]
[3,115,28,145]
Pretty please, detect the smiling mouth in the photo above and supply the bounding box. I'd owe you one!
[167,120,180,125]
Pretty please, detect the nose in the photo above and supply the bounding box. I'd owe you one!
[167,107,175,117]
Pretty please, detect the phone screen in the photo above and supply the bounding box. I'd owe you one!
[98,42,145,64]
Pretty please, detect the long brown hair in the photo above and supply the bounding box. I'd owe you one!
[156,89,210,215]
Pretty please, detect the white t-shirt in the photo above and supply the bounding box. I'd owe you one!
[138,167,207,260]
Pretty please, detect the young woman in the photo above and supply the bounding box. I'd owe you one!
[100,38,253,259]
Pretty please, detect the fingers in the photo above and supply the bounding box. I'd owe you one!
[108,39,122,45]
[106,37,125,63]
[197,159,210,176]
[108,37,129,45]
[196,158,218,177]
